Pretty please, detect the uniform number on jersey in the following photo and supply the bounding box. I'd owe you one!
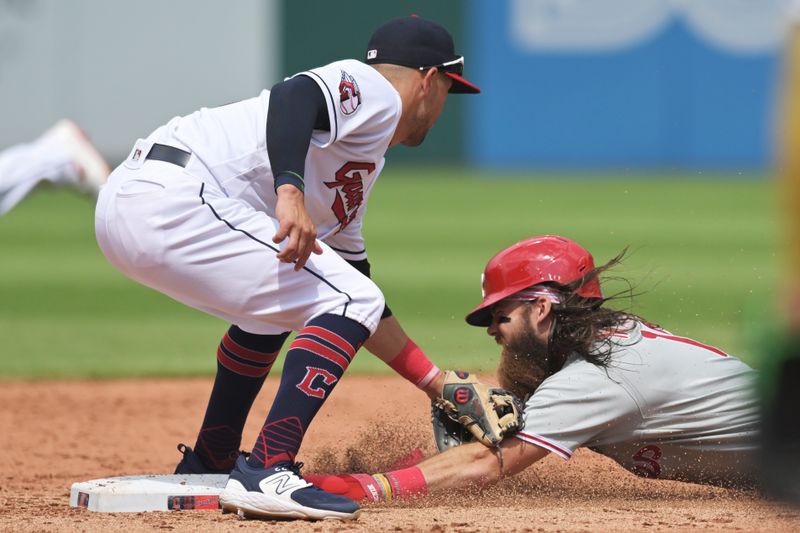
[631,444,662,478]
[641,327,728,357]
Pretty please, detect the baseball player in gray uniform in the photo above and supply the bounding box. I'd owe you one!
[95,16,479,520]
[307,235,760,501]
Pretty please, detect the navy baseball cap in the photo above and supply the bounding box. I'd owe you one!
[365,15,480,94]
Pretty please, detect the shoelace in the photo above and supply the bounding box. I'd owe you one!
[286,461,305,478]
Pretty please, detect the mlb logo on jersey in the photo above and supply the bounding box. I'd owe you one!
[339,70,361,115]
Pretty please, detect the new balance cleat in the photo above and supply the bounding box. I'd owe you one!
[219,456,360,520]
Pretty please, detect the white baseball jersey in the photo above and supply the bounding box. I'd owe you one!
[516,321,759,485]
[95,60,400,335]
[141,59,400,262]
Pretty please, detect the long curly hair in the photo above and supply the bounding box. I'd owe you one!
[545,248,643,367]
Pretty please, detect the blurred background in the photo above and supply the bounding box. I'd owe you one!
[0,0,787,167]
[0,0,788,378]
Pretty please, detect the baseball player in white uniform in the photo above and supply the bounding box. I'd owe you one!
[95,16,479,521]
[306,236,760,501]
[0,120,109,215]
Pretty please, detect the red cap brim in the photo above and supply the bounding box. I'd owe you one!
[464,289,509,327]
[445,72,480,94]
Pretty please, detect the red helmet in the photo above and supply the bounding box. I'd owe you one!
[465,235,603,327]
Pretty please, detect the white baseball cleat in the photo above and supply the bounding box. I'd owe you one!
[42,119,110,196]
[219,456,361,521]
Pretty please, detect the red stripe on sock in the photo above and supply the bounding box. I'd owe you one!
[256,417,305,466]
[217,345,270,378]
[300,326,356,358]
[221,333,281,364]
[263,425,304,446]
[290,338,350,371]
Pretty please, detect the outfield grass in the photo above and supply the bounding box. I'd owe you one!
[0,170,777,378]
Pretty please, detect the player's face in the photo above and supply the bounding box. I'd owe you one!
[426,72,452,124]
[488,297,553,347]
[403,71,452,146]
[488,300,534,346]
[493,302,551,398]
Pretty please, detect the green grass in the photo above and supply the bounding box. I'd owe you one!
[0,171,778,378]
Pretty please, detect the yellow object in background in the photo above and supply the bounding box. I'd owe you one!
[761,3,800,506]
[782,22,800,326]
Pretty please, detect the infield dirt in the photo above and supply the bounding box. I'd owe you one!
[0,377,797,532]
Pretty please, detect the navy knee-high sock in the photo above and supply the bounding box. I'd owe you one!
[247,314,369,468]
[194,326,288,471]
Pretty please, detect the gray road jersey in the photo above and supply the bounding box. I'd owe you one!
[515,320,759,485]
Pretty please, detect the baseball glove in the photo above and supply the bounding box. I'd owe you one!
[431,370,524,451]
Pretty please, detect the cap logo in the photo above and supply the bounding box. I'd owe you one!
[338,70,361,116]
[367,49,377,60]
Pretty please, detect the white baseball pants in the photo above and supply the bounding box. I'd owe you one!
[94,141,384,336]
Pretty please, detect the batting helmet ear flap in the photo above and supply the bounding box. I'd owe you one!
[466,235,603,327]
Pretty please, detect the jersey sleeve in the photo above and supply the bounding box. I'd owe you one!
[295,60,401,151]
[516,358,641,460]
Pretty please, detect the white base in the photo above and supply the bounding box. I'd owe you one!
[69,474,229,512]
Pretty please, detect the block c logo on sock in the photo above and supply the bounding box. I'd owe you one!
[296,366,338,399]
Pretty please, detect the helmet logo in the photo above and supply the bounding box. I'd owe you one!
[480,273,486,298]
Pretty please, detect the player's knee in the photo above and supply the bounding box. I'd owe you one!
[362,277,386,320]
[349,277,385,334]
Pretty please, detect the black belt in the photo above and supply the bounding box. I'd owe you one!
[145,143,191,168]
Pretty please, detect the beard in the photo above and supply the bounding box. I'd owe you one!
[496,322,552,401]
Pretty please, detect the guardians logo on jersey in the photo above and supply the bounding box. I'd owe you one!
[325,161,376,233]
[339,71,361,115]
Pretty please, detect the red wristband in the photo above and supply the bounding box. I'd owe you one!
[382,466,428,499]
[387,339,441,388]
